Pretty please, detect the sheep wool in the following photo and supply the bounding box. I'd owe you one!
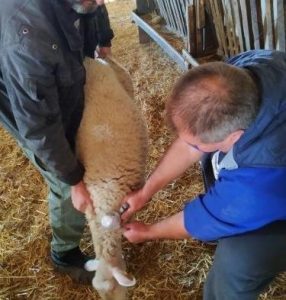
[76,57,148,300]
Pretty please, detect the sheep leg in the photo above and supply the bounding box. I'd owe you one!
[86,206,128,300]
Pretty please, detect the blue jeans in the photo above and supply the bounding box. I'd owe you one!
[200,154,286,299]
[204,221,286,300]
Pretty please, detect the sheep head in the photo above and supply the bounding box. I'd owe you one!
[85,258,136,300]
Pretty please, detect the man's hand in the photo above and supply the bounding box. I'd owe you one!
[123,212,189,243]
[123,222,151,244]
[95,46,111,58]
[121,188,149,222]
[95,0,104,5]
[121,138,202,222]
[71,180,93,212]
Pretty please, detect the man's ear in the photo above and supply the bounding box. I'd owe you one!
[227,130,244,144]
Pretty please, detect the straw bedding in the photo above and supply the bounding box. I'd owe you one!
[1,1,286,299]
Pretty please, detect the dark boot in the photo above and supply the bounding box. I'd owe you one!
[51,247,94,284]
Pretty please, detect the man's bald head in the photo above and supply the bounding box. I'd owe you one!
[166,62,260,143]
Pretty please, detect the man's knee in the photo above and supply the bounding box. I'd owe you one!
[212,239,272,293]
[204,222,286,300]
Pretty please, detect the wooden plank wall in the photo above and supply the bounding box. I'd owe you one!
[155,0,218,57]
[155,0,188,37]
[207,0,286,57]
[153,0,286,59]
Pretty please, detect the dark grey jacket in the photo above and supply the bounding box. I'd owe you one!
[0,0,114,185]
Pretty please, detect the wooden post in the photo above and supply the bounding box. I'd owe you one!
[222,0,235,56]
[186,2,197,56]
[239,0,252,50]
[136,0,156,44]
[136,0,156,14]
[226,1,240,54]
[195,0,202,54]
[249,0,260,49]
[275,0,286,51]
[264,0,274,49]
[210,0,228,56]
[232,0,245,52]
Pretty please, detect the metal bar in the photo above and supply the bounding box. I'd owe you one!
[132,11,198,70]
[182,49,200,66]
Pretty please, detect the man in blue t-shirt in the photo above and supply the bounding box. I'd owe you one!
[121,50,286,299]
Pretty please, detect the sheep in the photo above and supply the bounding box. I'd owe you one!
[76,57,148,300]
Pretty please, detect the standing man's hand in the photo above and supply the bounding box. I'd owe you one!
[121,188,149,222]
[95,46,112,58]
[95,0,105,5]
[71,180,93,212]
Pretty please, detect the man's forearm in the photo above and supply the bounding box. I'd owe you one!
[147,211,190,240]
[123,211,190,243]
[142,138,203,200]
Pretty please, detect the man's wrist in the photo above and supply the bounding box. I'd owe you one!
[72,180,83,188]
[145,223,160,241]
[146,212,189,241]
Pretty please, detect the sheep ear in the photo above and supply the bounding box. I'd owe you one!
[111,267,136,287]
[84,259,100,271]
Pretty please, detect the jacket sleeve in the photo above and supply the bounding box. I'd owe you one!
[1,46,84,185]
[81,4,114,58]
[95,4,114,47]
[183,167,286,241]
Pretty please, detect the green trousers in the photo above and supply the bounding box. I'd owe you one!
[21,146,86,253]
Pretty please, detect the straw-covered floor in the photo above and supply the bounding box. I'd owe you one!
[1,1,286,299]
